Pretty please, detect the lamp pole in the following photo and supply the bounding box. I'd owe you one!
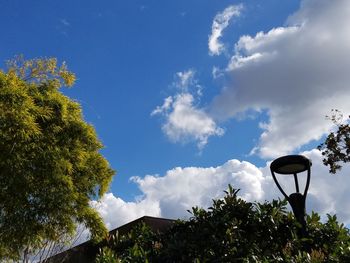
[270,155,312,238]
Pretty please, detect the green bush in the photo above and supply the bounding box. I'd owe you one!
[96,185,350,262]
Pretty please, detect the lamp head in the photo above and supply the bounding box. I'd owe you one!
[270,155,312,175]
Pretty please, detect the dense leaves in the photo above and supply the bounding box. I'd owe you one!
[99,223,162,263]
[96,186,350,262]
[0,57,114,260]
[318,109,350,173]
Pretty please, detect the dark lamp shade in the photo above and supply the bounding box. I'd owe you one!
[270,155,312,175]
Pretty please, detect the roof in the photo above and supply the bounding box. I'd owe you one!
[46,216,175,263]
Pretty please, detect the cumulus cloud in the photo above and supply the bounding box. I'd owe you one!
[94,150,350,229]
[210,0,350,158]
[157,93,224,149]
[93,158,268,226]
[209,4,243,56]
[91,194,160,230]
[156,1,350,157]
[152,70,224,150]
[131,159,266,219]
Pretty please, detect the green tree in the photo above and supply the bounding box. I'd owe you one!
[318,109,350,174]
[0,56,114,261]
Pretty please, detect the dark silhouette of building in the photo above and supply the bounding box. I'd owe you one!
[46,216,174,263]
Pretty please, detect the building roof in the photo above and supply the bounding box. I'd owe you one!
[46,216,174,263]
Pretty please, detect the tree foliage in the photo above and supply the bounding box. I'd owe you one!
[96,186,350,262]
[97,223,161,263]
[0,56,114,260]
[318,109,350,174]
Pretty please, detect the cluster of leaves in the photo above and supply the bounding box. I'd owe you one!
[96,186,350,263]
[6,55,76,87]
[318,109,350,174]
[96,223,162,263]
[0,57,114,261]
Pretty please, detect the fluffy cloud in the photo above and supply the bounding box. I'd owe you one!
[91,194,160,230]
[131,159,266,219]
[157,93,224,149]
[209,4,243,56]
[156,1,350,156]
[94,158,269,226]
[152,70,224,150]
[94,150,350,230]
[211,0,350,158]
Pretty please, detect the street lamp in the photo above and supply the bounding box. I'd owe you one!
[270,155,312,237]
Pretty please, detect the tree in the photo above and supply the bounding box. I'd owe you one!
[96,186,350,262]
[0,56,114,261]
[318,109,350,173]
[31,225,86,263]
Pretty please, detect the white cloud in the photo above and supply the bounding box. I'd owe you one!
[160,93,224,149]
[94,158,268,225]
[209,4,243,56]
[151,96,173,116]
[90,194,160,230]
[212,66,224,79]
[152,70,224,150]
[157,1,350,157]
[175,70,196,91]
[131,159,265,219]
[210,0,350,158]
[94,149,350,229]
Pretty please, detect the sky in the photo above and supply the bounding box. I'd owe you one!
[2,0,350,231]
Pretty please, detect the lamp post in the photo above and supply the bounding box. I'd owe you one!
[270,155,312,238]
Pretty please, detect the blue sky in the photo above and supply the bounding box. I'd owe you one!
[3,0,350,229]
